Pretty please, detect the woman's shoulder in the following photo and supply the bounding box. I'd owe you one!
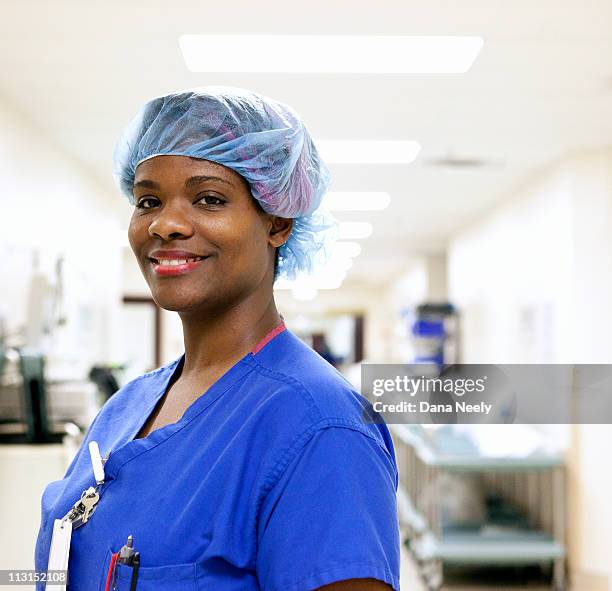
[247,329,389,448]
[248,330,399,504]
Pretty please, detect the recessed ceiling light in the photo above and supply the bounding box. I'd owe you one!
[423,152,503,169]
[325,192,391,211]
[179,35,483,74]
[317,140,420,164]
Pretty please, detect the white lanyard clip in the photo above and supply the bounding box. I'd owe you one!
[88,440,105,485]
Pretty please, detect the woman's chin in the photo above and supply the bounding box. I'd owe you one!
[151,294,209,313]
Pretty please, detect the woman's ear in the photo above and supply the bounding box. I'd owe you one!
[268,216,293,248]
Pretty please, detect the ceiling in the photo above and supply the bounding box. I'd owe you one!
[1,0,611,286]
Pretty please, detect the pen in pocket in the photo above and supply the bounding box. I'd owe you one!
[109,535,140,591]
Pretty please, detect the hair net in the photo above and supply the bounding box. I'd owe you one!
[113,86,335,280]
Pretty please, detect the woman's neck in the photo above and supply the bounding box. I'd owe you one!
[177,294,282,377]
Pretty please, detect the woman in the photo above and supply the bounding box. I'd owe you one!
[35,87,400,591]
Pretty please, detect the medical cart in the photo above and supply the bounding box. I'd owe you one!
[391,424,566,590]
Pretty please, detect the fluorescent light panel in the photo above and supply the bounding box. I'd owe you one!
[275,256,353,291]
[275,273,346,290]
[332,241,362,258]
[292,286,318,301]
[326,192,391,211]
[338,222,373,240]
[179,35,483,74]
[317,140,420,164]
[275,241,364,291]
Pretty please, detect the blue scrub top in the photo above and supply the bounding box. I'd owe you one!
[35,325,400,591]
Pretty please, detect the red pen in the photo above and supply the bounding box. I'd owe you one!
[104,552,119,591]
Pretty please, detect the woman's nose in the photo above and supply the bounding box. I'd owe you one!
[147,202,195,241]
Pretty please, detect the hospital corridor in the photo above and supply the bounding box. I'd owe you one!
[1,1,612,590]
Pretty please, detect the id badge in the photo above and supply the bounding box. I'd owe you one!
[46,519,72,590]
[44,442,105,588]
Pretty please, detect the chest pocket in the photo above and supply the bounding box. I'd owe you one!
[99,548,198,591]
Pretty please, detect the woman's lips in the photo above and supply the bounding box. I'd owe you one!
[150,256,209,276]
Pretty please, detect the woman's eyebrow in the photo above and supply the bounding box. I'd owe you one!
[184,175,233,189]
[133,179,160,190]
[133,175,233,191]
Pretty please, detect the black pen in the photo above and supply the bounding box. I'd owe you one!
[129,552,140,591]
[116,535,140,591]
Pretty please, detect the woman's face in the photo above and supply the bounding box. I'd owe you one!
[128,155,290,315]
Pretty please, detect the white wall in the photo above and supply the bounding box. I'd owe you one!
[448,165,575,364]
[568,151,612,364]
[447,148,612,589]
[566,151,612,589]
[0,99,123,377]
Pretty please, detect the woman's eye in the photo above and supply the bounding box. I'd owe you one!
[135,197,159,209]
[198,195,225,206]
[134,195,224,209]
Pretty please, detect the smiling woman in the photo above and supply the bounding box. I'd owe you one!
[34,87,400,591]
[129,156,289,315]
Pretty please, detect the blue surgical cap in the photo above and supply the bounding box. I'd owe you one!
[113,86,334,280]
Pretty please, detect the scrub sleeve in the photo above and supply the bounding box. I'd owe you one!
[257,425,399,591]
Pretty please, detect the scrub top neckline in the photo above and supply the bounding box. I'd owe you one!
[102,320,287,480]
